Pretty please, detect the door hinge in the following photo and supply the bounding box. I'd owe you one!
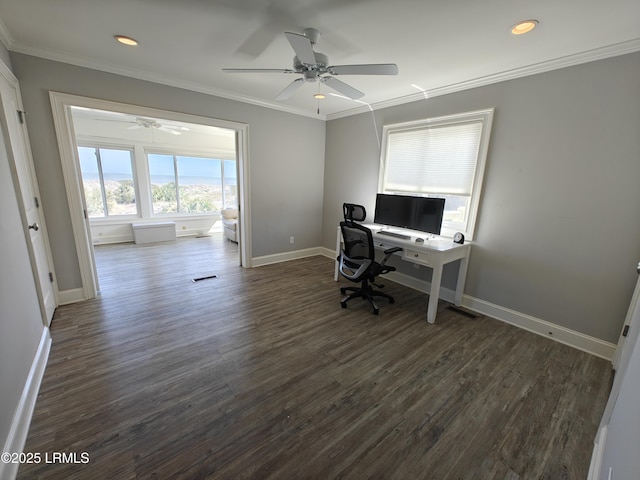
[34,196,40,208]
[83,209,88,219]
[17,110,26,124]
[48,272,54,283]
[622,325,630,337]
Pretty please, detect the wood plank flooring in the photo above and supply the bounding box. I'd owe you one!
[18,235,612,479]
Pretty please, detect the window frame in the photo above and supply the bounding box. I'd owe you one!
[145,148,237,216]
[378,108,494,240]
[77,143,140,220]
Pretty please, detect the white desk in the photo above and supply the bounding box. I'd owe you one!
[334,224,471,323]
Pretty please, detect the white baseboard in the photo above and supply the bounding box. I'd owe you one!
[462,296,616,361]
[91,230,213,245]
[176,229,203,238]
[252,247,324,267]
[0,328,51,480]
[587,425,608,480]
[320,248,615,360]
[384,270,458,304]
[92,233,132,245]
[57,287,86,305]
[319,246,336,259]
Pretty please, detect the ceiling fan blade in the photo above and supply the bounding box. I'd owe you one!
[158,126,181,135]
[329,64,399,75]
[222,68,296,74]
[275,78,305,101]
[322,77,364,100]
[234,25,280,59]
[100,118,135,123]
[284,32,316,65]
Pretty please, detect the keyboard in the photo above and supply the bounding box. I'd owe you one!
[377,230,411,240]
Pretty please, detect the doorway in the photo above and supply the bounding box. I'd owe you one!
[50,93,251,300]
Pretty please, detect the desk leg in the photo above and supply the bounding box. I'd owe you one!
[427,263,443,324]
[454,250,470,307]
[334,227,341,281]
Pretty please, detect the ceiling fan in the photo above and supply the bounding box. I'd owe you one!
[127,117,188,135]
[222,28,398,101]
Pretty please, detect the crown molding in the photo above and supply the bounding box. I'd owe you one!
[326,37,640,121]
[9,44,327,120]
[0,16,14,50]
[8,36,640,122]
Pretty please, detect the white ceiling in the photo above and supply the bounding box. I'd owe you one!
[70,107,238,158]
[0,0,639,119]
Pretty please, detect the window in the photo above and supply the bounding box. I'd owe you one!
[379,108,494,239]
[77,146,137,218]
[147,153,237,215]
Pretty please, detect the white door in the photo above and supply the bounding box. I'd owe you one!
[0,99,47,480]
[612,263,640,378]
[596,295,640,478]
[588,267,640,479]
[0,65,57,325]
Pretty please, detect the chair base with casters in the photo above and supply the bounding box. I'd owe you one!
[337,241,402,315]
[340,278,395,315]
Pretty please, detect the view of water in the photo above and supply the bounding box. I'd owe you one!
[78,147,237,186]
[82,172,236,186]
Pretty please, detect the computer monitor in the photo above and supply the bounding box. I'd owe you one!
[373,194,414,229]
[413,196,445,235]
[374,194,445,235]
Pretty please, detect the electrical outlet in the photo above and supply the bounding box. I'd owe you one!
[290,236,295,244]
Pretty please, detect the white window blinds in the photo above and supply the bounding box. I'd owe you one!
[384,121,483,196]
[379,108,494,240]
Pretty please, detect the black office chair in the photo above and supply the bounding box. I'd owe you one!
[338,203,402,314]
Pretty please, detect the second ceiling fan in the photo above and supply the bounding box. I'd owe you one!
[222,28,398,101]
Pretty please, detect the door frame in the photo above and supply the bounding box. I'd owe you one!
[0,60,58,324]
[49,92,252,300]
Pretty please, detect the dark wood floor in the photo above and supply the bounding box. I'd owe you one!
[19,235,612,479]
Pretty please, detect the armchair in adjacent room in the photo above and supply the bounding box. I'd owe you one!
[221,208,238,243]
[337,203,402,314]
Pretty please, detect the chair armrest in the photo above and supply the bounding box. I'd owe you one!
[380,246,402,267]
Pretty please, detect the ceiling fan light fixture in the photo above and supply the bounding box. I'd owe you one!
[314,93,325,100]
[115,35,138,46]
[223,28,396,105]
[510,20,538,35]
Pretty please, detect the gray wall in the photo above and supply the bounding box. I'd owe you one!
[10,53,326,291]
[323,52,640,343]
[10,51,640,344]
[0,57,44,459]
[0,42,11,68]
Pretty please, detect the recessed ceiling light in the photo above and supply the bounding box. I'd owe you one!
[511,20,538,35]
[115,35,138,46]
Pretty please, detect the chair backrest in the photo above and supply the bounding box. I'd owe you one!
[343,203,366,223]
[338,220,375,282]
